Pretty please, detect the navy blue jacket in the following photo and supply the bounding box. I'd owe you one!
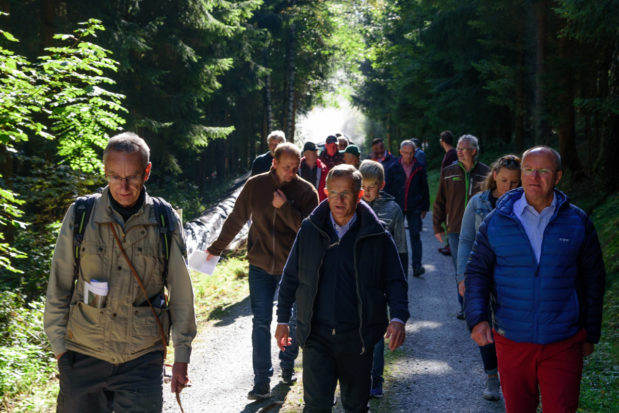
[464,188,605,344]
[251,151,272,176]
[277,200,410,353]
[384,158,430,213]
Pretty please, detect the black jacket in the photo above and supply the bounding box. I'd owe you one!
[277,200,410,353]
[251,151,272,176]
[384,157,430,213]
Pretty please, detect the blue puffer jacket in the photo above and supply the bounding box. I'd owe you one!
[464,188,606,344]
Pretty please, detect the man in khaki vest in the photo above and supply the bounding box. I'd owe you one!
[44,132,196,413]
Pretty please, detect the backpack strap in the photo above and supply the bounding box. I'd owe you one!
[151,196,176,288]
[73,194,100,281]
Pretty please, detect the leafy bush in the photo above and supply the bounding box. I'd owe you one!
[0,292,55,408]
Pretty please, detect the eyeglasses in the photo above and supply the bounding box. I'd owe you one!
[327,190,354,200]
[521,168,552,176]
[498,156,521,168]
[105,172,145,186]
[456,147,472,152]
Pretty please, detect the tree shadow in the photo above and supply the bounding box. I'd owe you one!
[209,295,252,327]
[238,383,292,413]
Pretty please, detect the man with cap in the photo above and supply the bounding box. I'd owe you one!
[300,141,328,202]
[343,145,361,169]
[319,135,345,171]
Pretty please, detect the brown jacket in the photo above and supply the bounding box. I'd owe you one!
[433,161,490,234]
[208,169,319,275]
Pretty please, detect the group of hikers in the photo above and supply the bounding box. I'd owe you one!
[43,130,605,413]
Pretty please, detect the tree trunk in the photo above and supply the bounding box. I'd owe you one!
[596,37,619,190]
[533,0,551,144]
[40,0,55,48]
[262,49,273,137]
[284,19,296,141]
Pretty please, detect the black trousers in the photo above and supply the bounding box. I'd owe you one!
[302,327,374,413]
[56,350,164,413]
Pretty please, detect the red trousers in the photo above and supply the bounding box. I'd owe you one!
[494,329,587,413]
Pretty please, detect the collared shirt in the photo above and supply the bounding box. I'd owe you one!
[513,191,557,263]
[329,212,358,240]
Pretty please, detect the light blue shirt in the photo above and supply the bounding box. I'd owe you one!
[329,212,358,240]
[513,191,557,263]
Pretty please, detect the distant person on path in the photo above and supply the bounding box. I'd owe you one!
[359,160,408,399]
[299,141,328,202]
[251,130,286,176]
[385,140,430,277]
[439,130,458,169]
[433,134,489,319]
[370,138,397,172]
[411,138,427,167]
[319,135,345,171]
[437,130,458,256]
[206,143,319,400]
[465,146,606,413]
[275,165,409,413]
[44,132,197,412]
[337,134,350,151]
[456,154,521,402]
[343,144,361,169]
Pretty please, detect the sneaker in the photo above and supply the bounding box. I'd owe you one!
[482,376,501,401]
[281,369,297,385]
[413,266,425,277]
[247,383,271,400]
[456,311,465,320]
[438,246,451,256]
[370,379,383,398]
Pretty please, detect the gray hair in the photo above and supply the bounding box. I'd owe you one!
[326,164,363,194]
[359,160,385,185]
[458,134,480,161]
[103,132,150,168]
[522,146,562,171]
[400,140,415,150]
[267,130,286,144]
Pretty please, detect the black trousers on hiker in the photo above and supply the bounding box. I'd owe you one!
[56,350,163,413]
[302,326,374,413]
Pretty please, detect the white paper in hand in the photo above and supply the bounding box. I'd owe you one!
[188,250,219,275]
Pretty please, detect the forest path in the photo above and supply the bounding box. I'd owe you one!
[163,213,506,413]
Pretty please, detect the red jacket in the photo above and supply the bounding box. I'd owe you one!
[300,157,328,201]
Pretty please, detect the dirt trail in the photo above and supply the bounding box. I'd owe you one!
[164,213,506,413]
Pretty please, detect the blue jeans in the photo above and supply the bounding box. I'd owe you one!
[371,338,385,383]
[405,210,423,270]
[447,233,463,311]
[248,264,298,386]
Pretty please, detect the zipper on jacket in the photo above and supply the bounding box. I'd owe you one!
[352,230,385,355]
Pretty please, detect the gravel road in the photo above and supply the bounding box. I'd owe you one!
[164,213,506,413]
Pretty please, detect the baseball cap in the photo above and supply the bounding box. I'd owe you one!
[303,141,317,152]
[343,145,360,157]
[325,135,337,144]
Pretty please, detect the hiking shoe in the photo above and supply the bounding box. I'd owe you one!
[370,379,383,398]
[281,369,297,385]
[247,383,271,400]
[483,376,501,401]
[456,311,465,320]
[438,246,451,256]
[413,266,425,277]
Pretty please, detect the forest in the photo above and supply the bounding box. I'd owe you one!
[0,0,617,411]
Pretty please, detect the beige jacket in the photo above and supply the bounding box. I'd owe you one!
[44,188,197,364]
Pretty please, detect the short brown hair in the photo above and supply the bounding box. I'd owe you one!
[273,142,300,161]
[326,164,363,194]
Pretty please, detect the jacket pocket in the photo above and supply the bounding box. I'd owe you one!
[66,302,104,352]
[132,244,165,297]
[131,306,170,344]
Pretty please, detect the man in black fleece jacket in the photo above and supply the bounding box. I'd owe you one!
[276,164,409,413]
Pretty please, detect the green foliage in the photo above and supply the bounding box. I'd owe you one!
[0,292,55,409]
[0,19,126,276]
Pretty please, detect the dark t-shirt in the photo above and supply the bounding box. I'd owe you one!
[441,148,457,169]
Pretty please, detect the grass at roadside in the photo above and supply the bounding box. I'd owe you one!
[578,192,618,412]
